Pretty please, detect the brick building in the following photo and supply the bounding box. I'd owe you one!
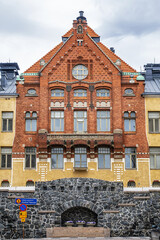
[11,11,150,188]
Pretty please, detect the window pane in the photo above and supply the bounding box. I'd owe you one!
[125,155,130,168]
[150,155,155,168]
[26,119,30,131]
[31,120,37,131]
[51,155,57,168]
[26,112,30,117]
[2,112,13,118]
[32,112,37,118]
[101,119,106,131]
[98,155,104,168]
[7,155,11,168]
[149,119,153,132]
[31,155,36,168]
[1,155,6,168]
[131,119,136,131]
[124,119,129,131]
[97,119,100,131]
[105,154,110,168]
[8,119,13,131]
[2,119,7,131]
[131,155,136,168]
[149,112,159,118]
[156,155,160,169]
[57,154,63,168]
[55,119,60,131]
[26,155,30,168]
[155,119,159,132]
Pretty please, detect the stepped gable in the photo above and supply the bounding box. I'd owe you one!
[97,42,136,72]
[24,42,63,73]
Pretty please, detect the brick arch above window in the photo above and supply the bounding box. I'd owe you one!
[51,88,64,97]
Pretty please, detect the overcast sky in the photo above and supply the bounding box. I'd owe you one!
[0,0,160,73]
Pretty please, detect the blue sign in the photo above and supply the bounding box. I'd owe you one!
[15,198,37,205]
[19,204,27,211]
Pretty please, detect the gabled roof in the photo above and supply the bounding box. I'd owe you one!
[62,26,99,38]
[144,78,160,94]
[24,42,63,73]
[97,42,136,72]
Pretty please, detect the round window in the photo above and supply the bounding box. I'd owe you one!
[72,65,88,80]
[27,89,36,95]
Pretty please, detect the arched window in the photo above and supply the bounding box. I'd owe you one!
[96,89,110,97]
[51,89,64,97]
[25,112,37,132]
[152,181,160,187]
[124,111,136,132]
[1,180,9,187]
[74,147,87,169]
[74,89,87,97]
[26,180,34,187]
[127,180,136,187]
[124,88,134,95]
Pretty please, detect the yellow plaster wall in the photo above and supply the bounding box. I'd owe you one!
[11,159,149,187]
[0,97,16,185]
[145,97,160,146]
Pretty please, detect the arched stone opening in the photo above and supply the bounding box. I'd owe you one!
[61,206,97,227]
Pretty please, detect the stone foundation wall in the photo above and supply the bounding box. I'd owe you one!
[0,178,160,239]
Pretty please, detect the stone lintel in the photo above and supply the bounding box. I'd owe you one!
[134,196,150,200]
[47,134,113,142]
[103,210,120,213]
[118,203,136,207]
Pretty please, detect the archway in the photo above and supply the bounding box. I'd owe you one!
[61,206,97,226]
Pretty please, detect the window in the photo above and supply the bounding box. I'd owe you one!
[98,147,110,169]
[75,147,87,168]
[74,89,87,97]
[2,112,13,131]
[51,89,64,97]
[124,88,134,95]
[124,111,136,132]
[1,180,9,187]
[152,181,160,187]
[51,111,64,131]
[149,112,160,133]
[27,89,36,95]
[25,147,36,169]
[127,181,136,187]
[97,111,110,131]
[150,148,160,169]
[96,89,110,97]
[25,112,37,132]
[125,148,136,169]
[74,111,87,132]
[51,148,63,169]
[1,148,12,168]
[26,180,34,187]
[72,65,88,80]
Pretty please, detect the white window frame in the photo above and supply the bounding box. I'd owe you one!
[74,111,87,133]
[51,111,64,132]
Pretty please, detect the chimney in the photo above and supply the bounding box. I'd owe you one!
[110,47,115,53]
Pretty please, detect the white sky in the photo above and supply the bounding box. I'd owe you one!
[0,0,160,73]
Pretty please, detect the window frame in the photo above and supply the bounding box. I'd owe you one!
[25,112,37,132]
[74,89,87,97]
[124,111,136,132]
[97,111,110,132]
[96,89,110,97]
[51,89,64,97]
[25,147,36,169]
[74,111,87,133]
[125,147,136,169]
[148,112,160,133]
[51,147,64,169]
[98,147,111,169]
[51,111,64,132]
[2,112,13,132]
[74,147,87,168]
[150,148,160,169]
[72,65,88,80]
[1,147,12,169]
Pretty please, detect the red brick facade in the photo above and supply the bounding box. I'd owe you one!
[13,13,149,186]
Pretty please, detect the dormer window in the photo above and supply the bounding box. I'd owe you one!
[77,25,83,34]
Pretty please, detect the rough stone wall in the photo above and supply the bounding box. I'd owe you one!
[0,178,160,239]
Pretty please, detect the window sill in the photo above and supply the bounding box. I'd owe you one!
[125,168,137,170]
[25,168,36,170]
[74,167,88,171]
[1,131,13,133]
[25,132,37,134]
[0,168,12,170]
[149,132,160,134]
[124,132,136,135]
[150,168,160,170]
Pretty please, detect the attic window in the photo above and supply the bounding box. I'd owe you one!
[72,65,88,80]
[124,88,135,96]
[77,25,83,34]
